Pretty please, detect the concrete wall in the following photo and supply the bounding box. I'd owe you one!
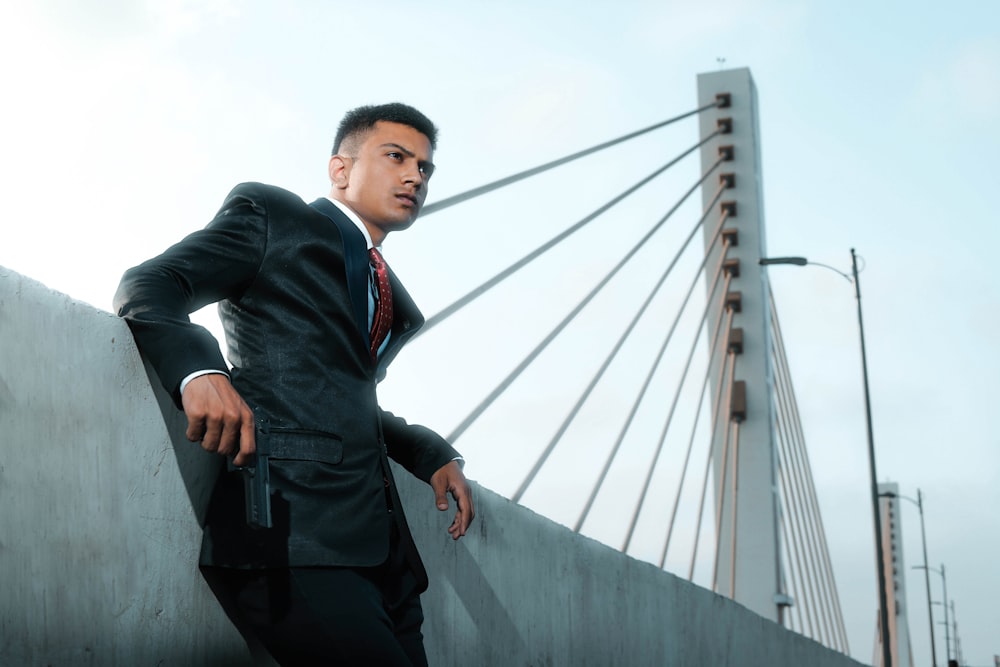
[0,266,866,667]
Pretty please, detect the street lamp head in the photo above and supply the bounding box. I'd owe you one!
[879,488,923,509]
[759,255,853,282]
[759,256,809,266]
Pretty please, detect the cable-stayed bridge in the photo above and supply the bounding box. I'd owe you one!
[385,67,853,650]
[1,68,886,666]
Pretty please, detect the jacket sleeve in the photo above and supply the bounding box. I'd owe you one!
[380,408,462,483]
[113,184,268,407]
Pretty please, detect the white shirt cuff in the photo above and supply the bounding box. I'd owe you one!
[179,369,230,395]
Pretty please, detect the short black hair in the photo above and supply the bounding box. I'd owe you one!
[332,103,438,155]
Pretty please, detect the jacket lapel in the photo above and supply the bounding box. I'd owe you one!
[309,198,426,378]
[309,198,370,349]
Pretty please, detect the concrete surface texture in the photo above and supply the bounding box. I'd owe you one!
[0,266,866,666]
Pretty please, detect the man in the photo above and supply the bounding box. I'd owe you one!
[114,103,474,665]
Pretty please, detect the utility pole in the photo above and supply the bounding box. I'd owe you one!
[851,248,893,667]
[940,565,951,663]
[881,487,936,667]
[915,490,937,667]
[949,601,960,666]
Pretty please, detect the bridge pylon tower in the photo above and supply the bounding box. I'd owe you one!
[697,67,786,623]
[873,482,916,667]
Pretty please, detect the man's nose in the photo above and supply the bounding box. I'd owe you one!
[402,162,424,187]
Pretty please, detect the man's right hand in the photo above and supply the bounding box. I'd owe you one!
[181,374,256,466]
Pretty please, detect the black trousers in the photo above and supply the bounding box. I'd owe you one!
[202,527,427,666]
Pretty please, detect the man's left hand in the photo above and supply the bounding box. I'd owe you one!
[430,461,475,540]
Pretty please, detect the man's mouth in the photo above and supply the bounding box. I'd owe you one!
[396,192,418,208]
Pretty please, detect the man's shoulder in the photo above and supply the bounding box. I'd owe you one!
[225,182,308,208]
[213,183,323,227]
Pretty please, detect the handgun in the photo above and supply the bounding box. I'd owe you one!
[227,410,272,529]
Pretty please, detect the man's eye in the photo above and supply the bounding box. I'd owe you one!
[387,152,403,160]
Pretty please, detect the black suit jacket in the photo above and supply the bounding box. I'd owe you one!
[114,182,460,580]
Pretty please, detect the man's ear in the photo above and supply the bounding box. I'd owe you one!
[328,155,351,190]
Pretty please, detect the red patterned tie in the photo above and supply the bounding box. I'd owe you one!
[368,247,393,362]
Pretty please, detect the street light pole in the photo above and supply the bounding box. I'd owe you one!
[940,565,951,663]
[850,248,894,667]
[915,490,937,667]
[759,250,892,667]
[882,489,938,667]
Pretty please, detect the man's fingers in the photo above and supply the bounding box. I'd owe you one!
[185,414,207,444]
[435,487,449,511]
[446,482,475,540]
[232,410,257,467]
[430,470,450,511]
[215,405,245,457]
[201,418,224,454]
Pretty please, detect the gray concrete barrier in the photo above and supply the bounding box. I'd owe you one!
[0,267,866,666]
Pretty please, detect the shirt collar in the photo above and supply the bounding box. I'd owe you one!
[326,197,377,251]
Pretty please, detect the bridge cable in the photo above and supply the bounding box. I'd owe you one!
[620,246,732,551]
[773,414,800,634]
[774,336,837,646]
[445,147,727,444]
[420,101,723,216]
[421,132,723,337]
[770,296,843,648]
[770,331,824,641]
[776,392,815,638]
[571,205,733,528]
[728,419,743,598]
[688,329,735,581]
[779,497,807,634]
[776,506,800,633]
[770,293,850,650]
[511,174,723,502]
[710,354,739,592]
[657,272,733,569]
[771,292,848,650]
[773,376,819,639]
[508,167,728,503]
[777,357,836,647]
[687,319,735,580]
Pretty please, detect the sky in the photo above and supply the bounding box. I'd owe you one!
[2,0,998,664]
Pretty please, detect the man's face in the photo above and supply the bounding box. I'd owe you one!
[331,121,435,243]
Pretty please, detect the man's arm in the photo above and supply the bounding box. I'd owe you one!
[114,185,268,464]
[381,409,474,539]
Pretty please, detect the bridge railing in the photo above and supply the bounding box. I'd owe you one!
[0,265,866,666]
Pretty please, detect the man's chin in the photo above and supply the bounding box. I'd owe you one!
[389,214,419,231]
